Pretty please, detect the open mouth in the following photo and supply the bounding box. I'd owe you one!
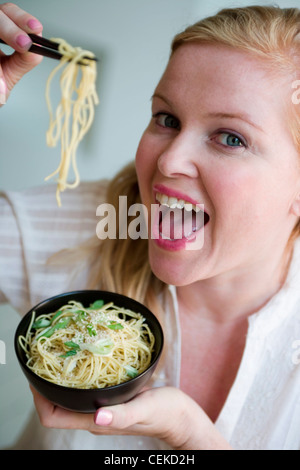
[155,191,210,241]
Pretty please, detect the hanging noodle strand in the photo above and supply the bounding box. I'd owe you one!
[45,38,99,206]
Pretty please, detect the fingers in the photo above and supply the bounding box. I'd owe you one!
[0,3,44,100]
[30,384,158,437]
[30,386,96,432]
[0,2,43,52]
[31,385,133,435]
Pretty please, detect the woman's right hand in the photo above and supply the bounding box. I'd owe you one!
[0,2,43,105]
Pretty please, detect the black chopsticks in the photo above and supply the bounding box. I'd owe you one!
[0,33,98,64]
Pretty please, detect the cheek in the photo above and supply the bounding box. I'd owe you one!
[135,134,158,201]
[208,166,274,224]
[135,137,147,176]
[209,165,255,201]
[209,163,297,238]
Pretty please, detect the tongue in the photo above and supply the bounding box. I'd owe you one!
[159,206,204,240]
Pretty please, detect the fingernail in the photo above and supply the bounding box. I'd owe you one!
[94,409,113,426]
[27,19,42,31]
[16,34,32,49]
[0,78,7,105]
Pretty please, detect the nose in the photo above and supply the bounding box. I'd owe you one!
[157,131,200,179]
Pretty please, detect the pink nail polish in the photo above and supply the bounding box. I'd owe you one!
[16,34,32,49]
[94,409,113,426]
[0,78,7,105]
[27,19,42,31]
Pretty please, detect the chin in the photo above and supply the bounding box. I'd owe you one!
[148,242,202,287]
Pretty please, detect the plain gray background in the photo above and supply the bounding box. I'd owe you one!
[0,0,298,449]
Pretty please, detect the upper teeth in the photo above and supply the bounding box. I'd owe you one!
[156,192,201,212]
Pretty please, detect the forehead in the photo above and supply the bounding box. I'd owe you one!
[156,43,290,129]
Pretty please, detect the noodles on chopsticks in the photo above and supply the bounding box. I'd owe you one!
[44,38,99,206]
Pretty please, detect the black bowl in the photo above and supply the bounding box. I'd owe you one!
[14,290,164,413]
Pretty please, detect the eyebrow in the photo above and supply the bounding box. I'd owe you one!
[152,93,264,134]
[151,92,173,107]
[203,112,265,133]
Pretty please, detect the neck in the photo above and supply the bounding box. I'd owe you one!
[176,245,292,324]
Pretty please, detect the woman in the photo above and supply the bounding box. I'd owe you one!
[1,3,300,450]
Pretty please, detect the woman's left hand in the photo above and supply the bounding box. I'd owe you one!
[30,385,232,450]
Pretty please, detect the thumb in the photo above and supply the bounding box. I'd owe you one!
[94,402,137,429]
[93,388,170,432]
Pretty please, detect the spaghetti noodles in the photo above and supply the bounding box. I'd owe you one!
[18,300,155,389]
[45,38,99,206]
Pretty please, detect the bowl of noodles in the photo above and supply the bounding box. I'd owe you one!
[14,290,164,413]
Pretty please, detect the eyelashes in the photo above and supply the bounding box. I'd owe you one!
[152,112,248,150]
[212,130,248,149]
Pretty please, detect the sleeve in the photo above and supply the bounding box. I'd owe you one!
[0,181,108,316]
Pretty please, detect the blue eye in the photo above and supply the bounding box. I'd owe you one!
[153,113,180,130]
[216,132,245,148]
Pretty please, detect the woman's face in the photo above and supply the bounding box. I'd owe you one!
[135,43,300,286]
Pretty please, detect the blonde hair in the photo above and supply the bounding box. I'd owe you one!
[86,5,300,313]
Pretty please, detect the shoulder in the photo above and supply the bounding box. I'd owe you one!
[2,179,109,211]
[0,181,110,312]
